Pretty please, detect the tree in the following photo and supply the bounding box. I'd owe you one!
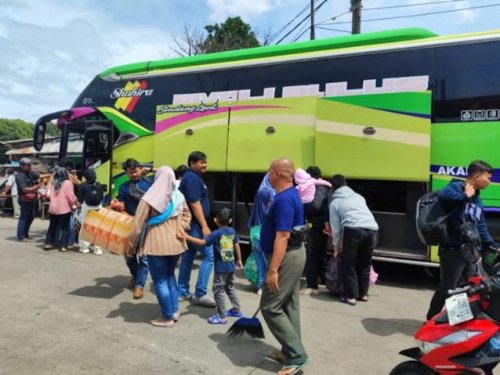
[202,17,260,53]
[171,17,261,56]
[0,118,34,163]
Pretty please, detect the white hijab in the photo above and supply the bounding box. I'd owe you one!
[141,166,183,216]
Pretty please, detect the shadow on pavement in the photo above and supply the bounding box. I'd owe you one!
[183,302,217,320]
[362,317,423,337]
[68,275,129,299]
[209,332,280,373]
[106,301,159,323]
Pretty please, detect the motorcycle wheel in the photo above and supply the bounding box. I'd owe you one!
[389,361,437,375]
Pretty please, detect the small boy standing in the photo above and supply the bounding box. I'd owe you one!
[184,207,243,324]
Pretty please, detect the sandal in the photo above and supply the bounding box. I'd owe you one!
[207,314,227,325]
[278,358,311,375]
[226,308,243,318]
[300,288,320,296]
[267,350,286,364]
[150,318,174,328]
[339,296,357,306]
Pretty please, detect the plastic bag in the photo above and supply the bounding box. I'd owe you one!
[244,251,258,286]
[369,265,378,286]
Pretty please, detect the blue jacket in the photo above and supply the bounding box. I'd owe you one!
[438,179,495,249]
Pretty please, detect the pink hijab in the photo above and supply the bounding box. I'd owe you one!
[141,166,179,214]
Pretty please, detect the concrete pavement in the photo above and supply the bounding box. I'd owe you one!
[0,216,437,375]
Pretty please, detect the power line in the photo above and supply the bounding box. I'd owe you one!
[268,2,312,44]
[364,0,468,12]
[316,26,351,34]
[315,0,479,27]
[323,3,500,25]
[276,0,329,44]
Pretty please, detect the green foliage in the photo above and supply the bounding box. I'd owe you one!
[201,17,260,53]
[0,118,34,163]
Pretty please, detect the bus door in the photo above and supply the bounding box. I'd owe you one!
[59,119,113,197]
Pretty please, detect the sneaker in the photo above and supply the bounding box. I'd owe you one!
[256,288,263,296]
[193,295,216,307]
[79,248,90,254]
[178,294,192,302]
[133,287,144,299]
[93,248,103,256]
[226,308,243,318]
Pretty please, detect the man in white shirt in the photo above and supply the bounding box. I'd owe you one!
[1,168,20,218]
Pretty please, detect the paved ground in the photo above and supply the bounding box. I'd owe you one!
[0,216,440,375]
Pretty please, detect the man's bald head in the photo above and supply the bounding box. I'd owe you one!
[269,158,295,190]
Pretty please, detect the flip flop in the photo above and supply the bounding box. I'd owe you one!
[278,358,311,375]
[150,319,174,328]
[207,314,227,324]
[266,350,286,364]
[339,296,357,306]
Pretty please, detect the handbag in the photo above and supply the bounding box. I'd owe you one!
[325,255,344,295]
[20,192,36,202]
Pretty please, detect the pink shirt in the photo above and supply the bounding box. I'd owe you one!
[48,180,78,215]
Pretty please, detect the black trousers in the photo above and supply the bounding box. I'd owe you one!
[426,247,476,320]
[45,212,72,248]
[341,227,377,299]
[304,226,328,289]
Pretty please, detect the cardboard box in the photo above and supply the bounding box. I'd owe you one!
[80,208,133,255]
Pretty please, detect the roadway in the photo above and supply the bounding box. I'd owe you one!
[0,216,441,375]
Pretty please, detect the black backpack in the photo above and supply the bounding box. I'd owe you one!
[84,181,104,206]
[416,191,456,246]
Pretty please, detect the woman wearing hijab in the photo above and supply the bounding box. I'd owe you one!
[127,166,191,328]
[77,168,105,255]
[247,173,276,295]
[43,167,78,252]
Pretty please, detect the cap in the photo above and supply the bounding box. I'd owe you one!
[19,157,32,165]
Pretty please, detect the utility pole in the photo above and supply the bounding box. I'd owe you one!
[310,0,315,40]
[351,0,362,34]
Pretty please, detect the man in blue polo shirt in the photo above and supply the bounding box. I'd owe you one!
[111,158,152,300]
[260,158,310,375]
[178,151,216,307]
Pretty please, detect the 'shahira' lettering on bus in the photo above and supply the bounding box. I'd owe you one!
[112,80,154,113]
[172,75,429,105]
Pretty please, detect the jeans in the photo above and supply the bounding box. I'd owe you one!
[178,222,214,298]
[17,199,36,240]
[148,255,180,320]
[213,272,240,318]
[45,212,72,248]
[426,247,476,320]
[54,213,75,247]
[125,254,149,289]
[250,226,268,289]
[260,247,308,366]
[304,225,328,289]
[341,227,378,300]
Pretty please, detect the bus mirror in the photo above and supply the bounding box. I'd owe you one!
[33,119,47,151]
[363,126,376,135]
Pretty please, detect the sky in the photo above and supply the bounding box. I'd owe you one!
[0,0,499,122]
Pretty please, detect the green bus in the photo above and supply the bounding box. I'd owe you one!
[34,28,500,266]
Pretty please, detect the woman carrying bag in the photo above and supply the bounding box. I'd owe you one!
[43,167,78,252]
[127,166,191,328]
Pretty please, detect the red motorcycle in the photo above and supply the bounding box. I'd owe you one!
[391,261,500,375]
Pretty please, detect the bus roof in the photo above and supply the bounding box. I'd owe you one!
[99,28,437,79]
